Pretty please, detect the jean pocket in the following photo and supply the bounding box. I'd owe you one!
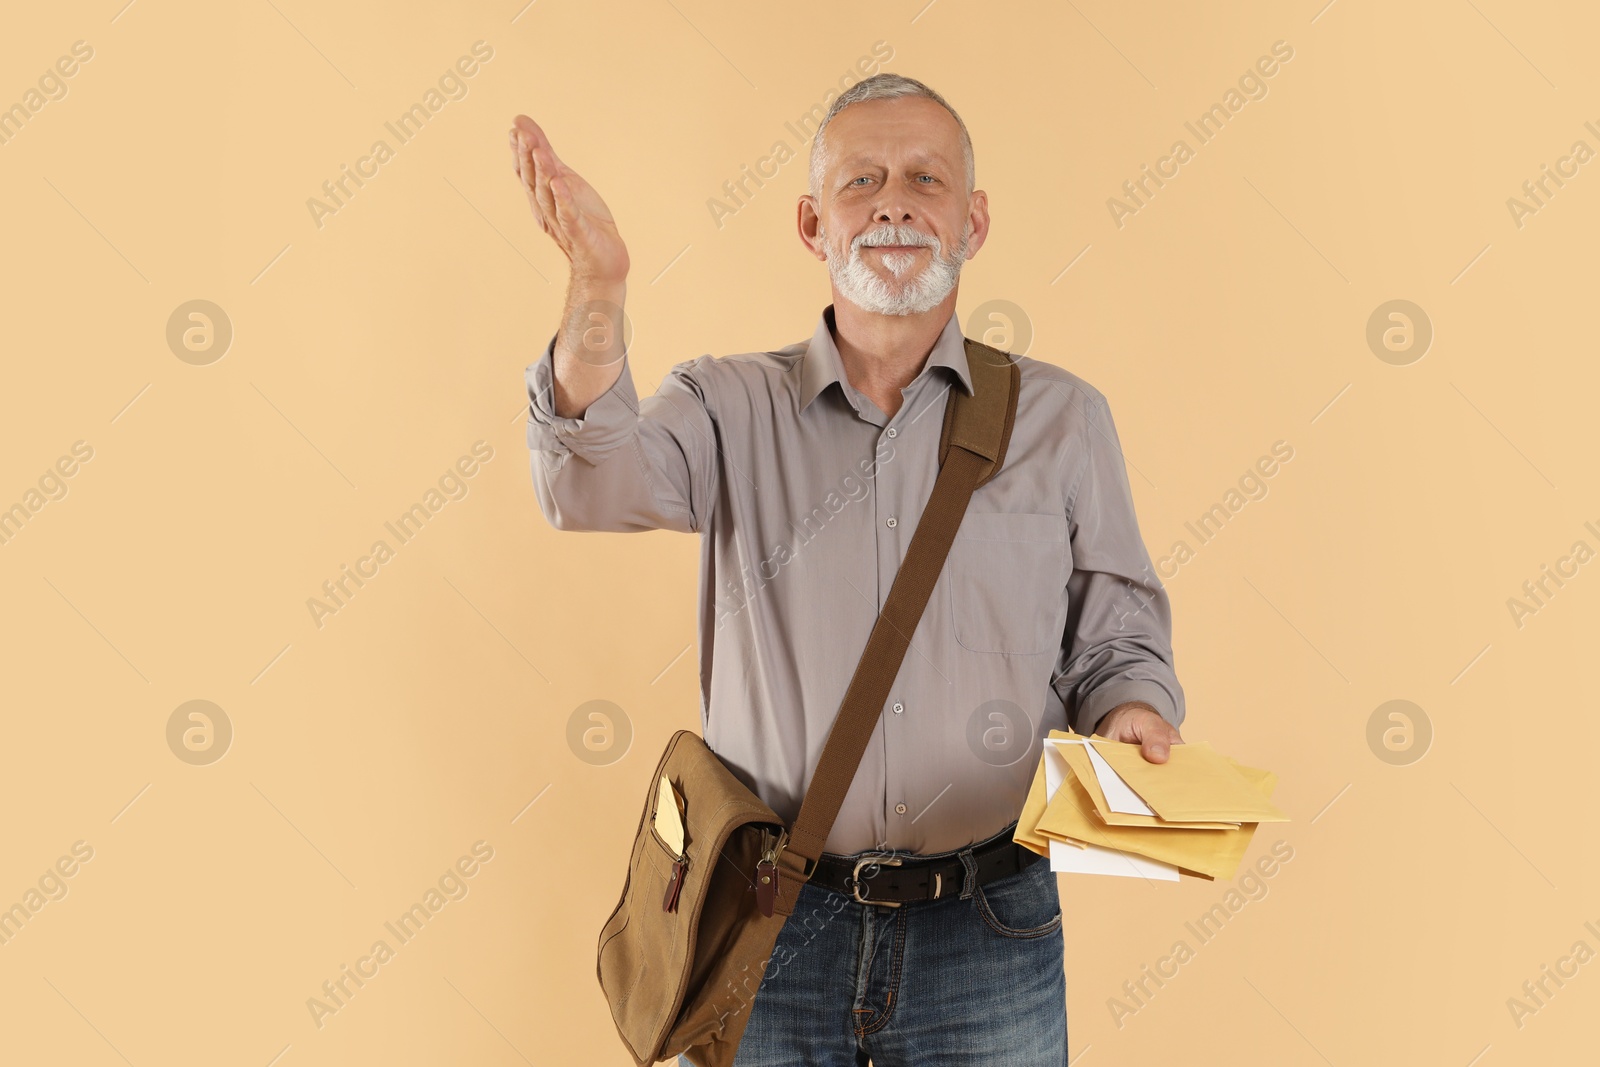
[974,860,1063,940]
[948,511,1070,655]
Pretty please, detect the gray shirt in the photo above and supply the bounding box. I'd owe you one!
[524,304,1185,856]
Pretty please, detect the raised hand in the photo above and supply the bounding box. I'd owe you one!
[509,114,630,285]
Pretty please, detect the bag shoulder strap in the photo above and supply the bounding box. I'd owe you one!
[785,337,1021,868]
[939,339,1020,490]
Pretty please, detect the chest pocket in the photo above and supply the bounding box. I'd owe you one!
[948,511,1070,655]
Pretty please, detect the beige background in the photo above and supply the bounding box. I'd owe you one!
[1,0,1596,1064]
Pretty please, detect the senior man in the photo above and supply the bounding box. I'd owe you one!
[512,73,1185,1066]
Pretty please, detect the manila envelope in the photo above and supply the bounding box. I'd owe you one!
[1093,738,1290,823]
[1055,738,1240,829]
[653,774,687,857]
[1013,730,1088,856]
[1014,756,1051,857]
[1037,760,1280,881]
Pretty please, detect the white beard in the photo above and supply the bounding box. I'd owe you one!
[820,220,970,317]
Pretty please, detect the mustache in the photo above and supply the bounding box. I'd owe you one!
[853,225,938,252]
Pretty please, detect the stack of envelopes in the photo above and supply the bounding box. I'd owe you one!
[1013,729,1289,881]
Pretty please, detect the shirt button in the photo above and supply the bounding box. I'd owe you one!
[895,803,907,815]
[892,702,903,714]
[886,516,897,528]
[886,427,897,438]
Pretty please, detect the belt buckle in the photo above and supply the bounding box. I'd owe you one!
[849,853,903,908]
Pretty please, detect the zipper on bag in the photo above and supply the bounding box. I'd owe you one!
[755,826,788,918]
[662,849,687,913]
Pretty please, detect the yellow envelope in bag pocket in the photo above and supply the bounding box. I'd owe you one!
[653,774,687,857]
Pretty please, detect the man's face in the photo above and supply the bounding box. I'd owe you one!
[806,96,984,317]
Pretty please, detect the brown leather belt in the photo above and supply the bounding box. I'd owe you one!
[808,822,1042,907]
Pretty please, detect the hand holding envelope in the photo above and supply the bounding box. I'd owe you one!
[1013,729,1288,881]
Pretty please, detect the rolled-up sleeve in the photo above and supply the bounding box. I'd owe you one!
[524,333,718,534]
[1052,391,1186,736]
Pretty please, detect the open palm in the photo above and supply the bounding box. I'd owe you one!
[509,114,630,284]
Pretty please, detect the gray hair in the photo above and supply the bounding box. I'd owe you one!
[807,73,975,201]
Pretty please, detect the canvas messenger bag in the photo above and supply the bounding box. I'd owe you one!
[595,337,1022,1066]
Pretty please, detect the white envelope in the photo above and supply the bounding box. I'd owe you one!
[1041,742,1179,881]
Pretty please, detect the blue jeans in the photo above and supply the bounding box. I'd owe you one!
[681,832,1067,1066]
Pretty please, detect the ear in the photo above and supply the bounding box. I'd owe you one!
[796,196,828,262]
[963,189,991,260]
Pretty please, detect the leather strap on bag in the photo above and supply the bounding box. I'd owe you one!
[784,337,1021,870]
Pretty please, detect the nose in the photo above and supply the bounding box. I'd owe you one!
[872,180,919,227]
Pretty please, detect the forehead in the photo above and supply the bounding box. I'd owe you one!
[823,96,962,172]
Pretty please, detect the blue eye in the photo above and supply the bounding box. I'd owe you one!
[851,176,871,186]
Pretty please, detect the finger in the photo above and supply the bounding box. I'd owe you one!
[511,117,558,190]
[510,117,565,234]
[516,129,536,186]
[1143,735,1170,762]
[512,113,543,141]
[510,120,540,173]
[526,137,563,232]
[516,131,551,231]
[517,128,554,225]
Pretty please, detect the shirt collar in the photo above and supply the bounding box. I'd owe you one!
[798,303,975,413]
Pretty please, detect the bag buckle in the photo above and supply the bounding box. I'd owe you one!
[849,853,903,907]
